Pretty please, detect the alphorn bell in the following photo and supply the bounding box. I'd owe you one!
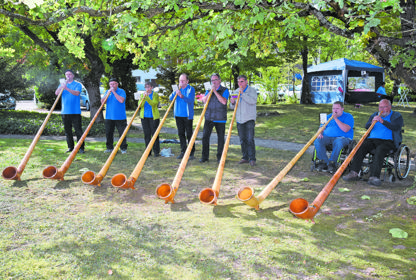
[236,115,335,210]
[81,97,146,186]
[199,90,241,205]
[2,87,65,181]
[156,89,214,203]
[111,94,178,189]
[42,92,110,180]
[289,113,381,222]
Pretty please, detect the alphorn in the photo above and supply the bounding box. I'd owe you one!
[199,90,241,205]
[236,115,335,210]
[2,87,65,181]
[81,97,146,186]
[289,113,380,221]
[42,93,110,180]
[111,95,178,189]
[156,89,213,203]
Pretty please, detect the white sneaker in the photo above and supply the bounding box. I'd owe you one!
[120,149,127,154]
[104,149,113,153]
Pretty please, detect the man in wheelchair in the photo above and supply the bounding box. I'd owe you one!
[343,99,404,186]
[314,101,354,173]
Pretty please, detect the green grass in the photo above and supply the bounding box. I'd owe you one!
[1,135,416,279]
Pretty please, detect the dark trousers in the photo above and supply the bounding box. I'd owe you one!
[201,120,225,161]
[175,117,195,155]
[105,119,128,150]
[62,114,84,150]
[237,120,256,161]
[350,138,395,178]
[141,118,160,155]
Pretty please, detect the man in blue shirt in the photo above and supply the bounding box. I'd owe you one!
[376,82,393,103]
[200,73,229,163]
[343,99,403,186]
[102,78,128,154]
[55,69,85,153]
[314,101,354,173]
[169,73,195,159]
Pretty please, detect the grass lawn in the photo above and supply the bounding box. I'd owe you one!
[1,103,416,279]
[123,103,416,153]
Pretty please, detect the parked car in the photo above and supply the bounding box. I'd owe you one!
[0,91,16,110]
[79,85,90,111]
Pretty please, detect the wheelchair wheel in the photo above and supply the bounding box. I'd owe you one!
[395,144,411,180]
[388,173,395,183]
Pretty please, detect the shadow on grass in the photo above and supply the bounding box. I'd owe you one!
[53,179,77,189]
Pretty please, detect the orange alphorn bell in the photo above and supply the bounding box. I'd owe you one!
[199,90,241,205]
[289,113,380,222]
[42,92,110,180]
[236,115,335,210]
[2,87,64,181]
[81,97,146,186]
[156,89,213,203]
[111,95,178,190]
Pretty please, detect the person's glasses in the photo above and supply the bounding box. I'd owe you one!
[211,79,219,82]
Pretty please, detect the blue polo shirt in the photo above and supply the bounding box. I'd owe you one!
[60,81,82,114]
[144,92,154,118]
[376,86,386,96]
[323,112,354,139]
[369,111,393,141]
[105,88,126,120]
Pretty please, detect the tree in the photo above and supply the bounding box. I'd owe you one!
[2,0,416,111]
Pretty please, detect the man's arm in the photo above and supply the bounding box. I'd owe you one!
[241,87,257,105]
[377,112,403,132]
[334,114,353,133]
[182,87,195,105]
[112,88,125,103]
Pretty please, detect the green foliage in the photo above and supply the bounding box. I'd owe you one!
[0,110,105,136]
[33,71,62,110]
[0,57,31,96]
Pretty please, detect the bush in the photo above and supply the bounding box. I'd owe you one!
[0,111,106,136]
[34,72,62,110]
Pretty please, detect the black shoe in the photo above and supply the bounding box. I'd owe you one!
[316,162,327,171]
[154,153,160,157]
[79,149,85,154]
[328,161,337,173]
[189,155,195,160]
[65,148,73,153]
[177,153,184,159]
[199,158,209,163]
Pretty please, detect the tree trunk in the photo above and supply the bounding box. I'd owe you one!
[300,38,312,104]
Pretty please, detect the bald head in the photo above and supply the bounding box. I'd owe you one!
[379,99,391,117]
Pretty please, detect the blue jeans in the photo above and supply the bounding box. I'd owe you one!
[314,136,351,165]
[237,120,256,161]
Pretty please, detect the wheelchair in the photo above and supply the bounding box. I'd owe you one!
[311,139,356,173]
[359,143,411,182]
